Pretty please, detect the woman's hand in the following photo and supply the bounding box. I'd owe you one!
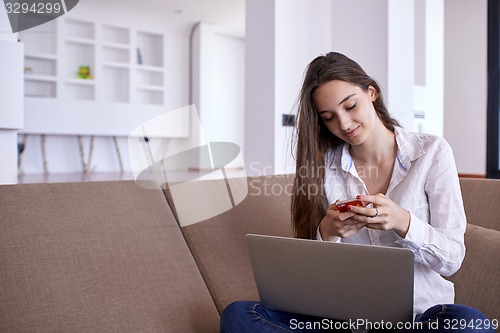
[319,203,367,240]
[348,194,411,238]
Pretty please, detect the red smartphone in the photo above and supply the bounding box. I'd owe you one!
[335,198,365,212]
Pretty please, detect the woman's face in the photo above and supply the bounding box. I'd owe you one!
[312,80,379,145]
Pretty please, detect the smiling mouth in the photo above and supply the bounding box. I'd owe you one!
[345,126,360,137]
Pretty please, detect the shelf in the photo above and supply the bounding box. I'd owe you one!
[103,62,129,69]
[136,64,164,73]
[102,42,130,50]
[136,31,163,67]
[102,46,129,63]
[25,53,57,60]
[137,69,163,86]
[66,19,95,39]
[137,85,163,92]
[102,25,130,45]
[24,93,55,98]
[25,80,56,98]
[66,78,95,86]
[25,75,57,82]
[65,42,95,80]
[18,20,57,55]
[65,37,95,46]
[24,57,57,77]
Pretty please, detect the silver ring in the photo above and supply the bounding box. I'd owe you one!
[371,207,379,218]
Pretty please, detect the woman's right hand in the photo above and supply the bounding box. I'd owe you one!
[319,203,366,240]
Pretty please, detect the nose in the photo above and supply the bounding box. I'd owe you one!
[337,113,352,131]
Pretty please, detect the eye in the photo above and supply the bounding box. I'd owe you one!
[346,103,357,111]
[322,114,335,122]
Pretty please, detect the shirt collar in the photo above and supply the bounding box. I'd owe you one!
[327,126,426,172]
[393,126,426,170]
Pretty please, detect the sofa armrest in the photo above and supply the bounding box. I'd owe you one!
[447,223,500,322]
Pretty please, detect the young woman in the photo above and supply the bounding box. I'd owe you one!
[220,52,493,332]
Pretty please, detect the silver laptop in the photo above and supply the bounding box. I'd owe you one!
[246,234,414,325]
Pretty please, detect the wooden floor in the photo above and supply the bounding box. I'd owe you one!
[17,168,247,184]
[18,172,134,184]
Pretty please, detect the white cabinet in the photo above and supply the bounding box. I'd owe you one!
[18,18,187,137]
[0,40,23,129]
[0,40,23,183]
[21,20,57,98]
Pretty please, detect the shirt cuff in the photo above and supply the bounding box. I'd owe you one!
[316,224,340,243]
[316,225,323,240]
[397,212,428,248]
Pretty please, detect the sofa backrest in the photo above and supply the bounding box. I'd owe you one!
[0,181,220,333]
[459,177,500,231]
[449,178,500,321]
[1,176,498,331]
[166,175,499,322]
[164,175,294,314]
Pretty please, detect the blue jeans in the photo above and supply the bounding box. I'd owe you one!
[220,301,496,333]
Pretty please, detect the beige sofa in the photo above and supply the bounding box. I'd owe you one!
[0,176,498,332]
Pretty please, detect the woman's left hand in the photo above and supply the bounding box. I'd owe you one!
[347,194,411,238]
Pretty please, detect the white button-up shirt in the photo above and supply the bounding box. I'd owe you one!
[319,126,466,316]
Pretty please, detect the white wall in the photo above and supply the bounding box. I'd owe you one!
[244,0,275,175]
[275,0,332,174]
[245,0,333,176]
[387,0,415,129]
[192,23,245,168]
[413,0,444,137]
[444,0,487,175]
[331,0,415,130]
[330,0,489,175]
[331,0,389,100]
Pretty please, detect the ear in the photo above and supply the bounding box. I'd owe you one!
[368,85,378,102]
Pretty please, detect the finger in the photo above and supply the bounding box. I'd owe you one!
[351,214,378,224]
[356,194,385,206]
[347,205,378,217]
[327,199,343,211]
[341,218,365,225]
[327,203,338,211]
[339,223,366,238]
[364,222,387,231]
[337,211,357,221]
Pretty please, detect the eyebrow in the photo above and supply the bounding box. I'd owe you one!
[318,94,356,114]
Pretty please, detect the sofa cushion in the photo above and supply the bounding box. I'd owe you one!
[164,175,294,314]
[0,181,220,333]
[447,223,500,322]
[459,178,500,231]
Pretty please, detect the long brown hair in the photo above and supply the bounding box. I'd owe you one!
[291,52,400,239]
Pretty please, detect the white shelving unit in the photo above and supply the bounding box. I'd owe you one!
[135,31,164,106]
[18,18,187,137]
[20,20,58,98]
[62,19,96,101]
